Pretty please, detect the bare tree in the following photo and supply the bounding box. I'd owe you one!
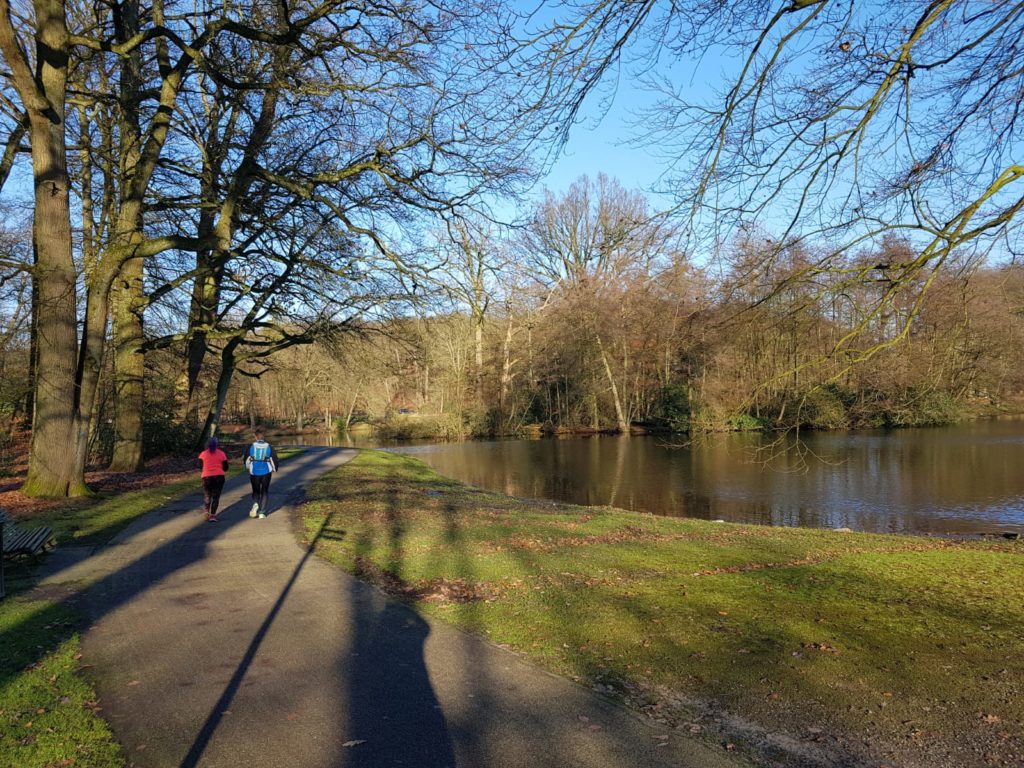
[3,0,580,494]
[521,174,681,431]
[0,0,83,494]
[533,0,1024,373]
[433,217,508,400]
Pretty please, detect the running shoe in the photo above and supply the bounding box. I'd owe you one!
[249,503,259,518]
[258,512,267,519]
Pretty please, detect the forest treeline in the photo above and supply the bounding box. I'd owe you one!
[211,176,1024,441]
[10,173,1024,452]
[1,1,1021,495]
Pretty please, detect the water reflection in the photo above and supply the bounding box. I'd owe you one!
[393,419,1024,535]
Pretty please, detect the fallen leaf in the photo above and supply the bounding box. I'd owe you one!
[127,680,140,686]
[342,740,366,747]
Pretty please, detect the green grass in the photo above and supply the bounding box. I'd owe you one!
[27,475,205,548]
[300,449,1024,767]
[0,599,121,768]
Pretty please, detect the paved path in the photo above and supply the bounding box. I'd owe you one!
[42,447,749,768]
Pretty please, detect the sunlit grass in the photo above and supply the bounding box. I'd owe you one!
[301,449,1024,766]
[27,475,203,547]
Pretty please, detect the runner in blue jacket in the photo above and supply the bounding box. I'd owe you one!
[246,428,278,518]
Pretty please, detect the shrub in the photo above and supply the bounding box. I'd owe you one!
[791,386,851,430]
[883,389,961,427]
[653,384,691,432]
[376,413,467,441]
[727,413,763,431]
[143,406,201,458]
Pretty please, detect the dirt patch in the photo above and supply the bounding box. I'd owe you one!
[351,555,495,604]
[22,582,86,603]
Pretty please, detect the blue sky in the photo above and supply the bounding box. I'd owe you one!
[542,94,665,195]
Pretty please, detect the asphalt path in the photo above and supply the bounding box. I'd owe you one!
[40,447,749,768]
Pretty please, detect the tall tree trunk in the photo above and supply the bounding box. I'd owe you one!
[248,377,258,428]
[110,256,145,470]
[70,270,117,486]
[24,264,38,428]
[198,340,239,445]
[183,249,220,418]
[185,54,282,422]
[473,310,484,398]
[1,0,85,495]
[596,334,628,433]
[343,393,358,430]
[24,231,81,496]
[499,314,515,430]
[109,0,146,471]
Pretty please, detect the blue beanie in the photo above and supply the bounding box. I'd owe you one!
[206,436,219,451]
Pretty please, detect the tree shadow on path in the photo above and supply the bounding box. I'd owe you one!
[342,582,456,767]
[178,511,336,767]
[336,484,456,766]
[1,449,359,765]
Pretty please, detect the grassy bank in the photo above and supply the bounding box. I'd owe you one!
[300,450,1024,768]
[20,474,207,548]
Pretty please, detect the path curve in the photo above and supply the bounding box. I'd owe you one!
[43,447,749,768]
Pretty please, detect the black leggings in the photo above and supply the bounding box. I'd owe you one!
[202,474,226,516]
[250,473,272,512]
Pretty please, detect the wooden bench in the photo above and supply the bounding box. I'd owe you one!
[0,511,56,598]
[0,514,55,561]
[0,512,53,602]
[3,523,56,561]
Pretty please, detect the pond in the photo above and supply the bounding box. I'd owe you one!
[379,418,1024,535]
